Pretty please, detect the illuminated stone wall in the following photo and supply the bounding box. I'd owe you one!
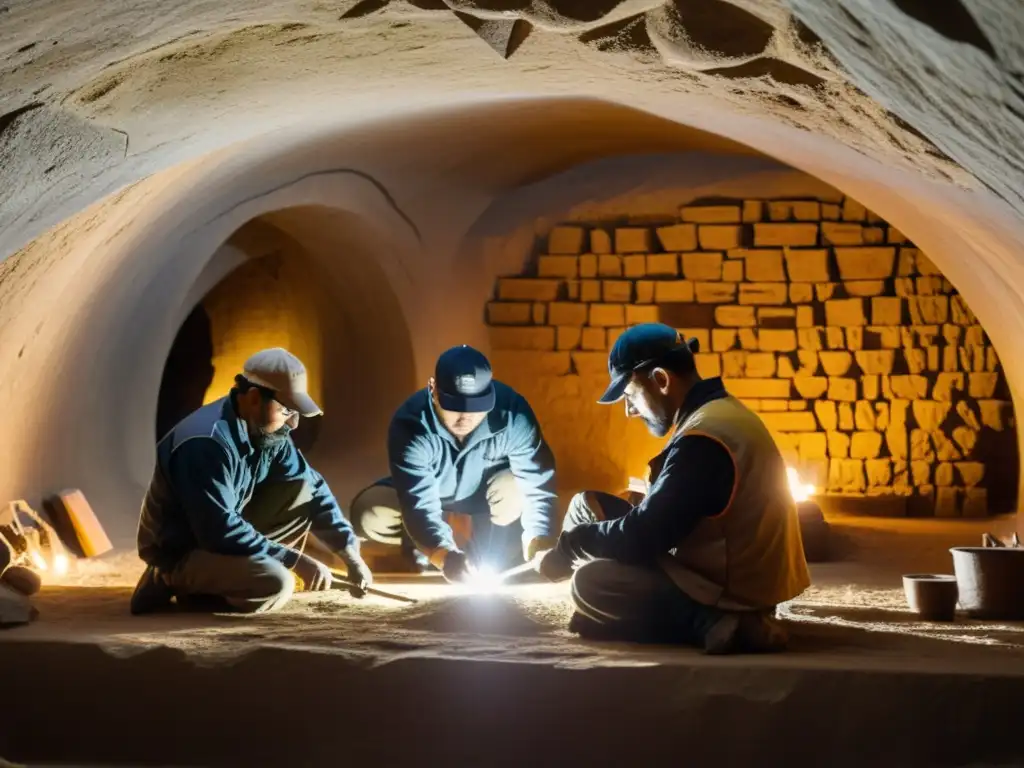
[201,248,324,407]
[487,196,1017,517]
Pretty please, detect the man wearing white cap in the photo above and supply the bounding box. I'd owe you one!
[131,348,372,614]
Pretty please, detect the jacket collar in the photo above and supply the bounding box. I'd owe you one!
[224,393,255,458]
[674,376,728,430]
[647,377,729,481]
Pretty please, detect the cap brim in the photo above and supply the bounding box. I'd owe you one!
[437,384,495,414]
[598,372,630,404]
[278,390,322,418]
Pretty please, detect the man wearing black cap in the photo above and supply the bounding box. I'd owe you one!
[350,345,557,582]
[536,323,810,654]
[131,348,372,614]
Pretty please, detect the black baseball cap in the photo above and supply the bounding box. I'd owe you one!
[434,345,496,413]
[598,323,698,404]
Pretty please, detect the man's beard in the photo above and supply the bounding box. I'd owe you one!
[249,403,294,450]
[251,421,293,450]
[641,399,675,438]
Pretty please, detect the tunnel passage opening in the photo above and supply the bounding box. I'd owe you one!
[473,155,1019,521]
[157,298,325,453]
[155,218,327,454]
[154,206,417,509]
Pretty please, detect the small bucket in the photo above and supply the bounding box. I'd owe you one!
[902,574,958,621]
[950,546,1024,620]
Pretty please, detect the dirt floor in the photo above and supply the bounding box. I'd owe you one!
[13,511,1024,665]
[3,514,1024,767]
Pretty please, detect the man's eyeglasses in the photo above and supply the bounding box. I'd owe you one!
[273,400,298,419]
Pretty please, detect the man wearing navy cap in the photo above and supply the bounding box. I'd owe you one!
[350,345,558,582]
[536,323,810,654]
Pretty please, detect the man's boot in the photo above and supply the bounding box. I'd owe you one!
[130,564,175,615]
[568,611,623,641]
[703,609,788,655]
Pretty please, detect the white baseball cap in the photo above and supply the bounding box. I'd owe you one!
[241,348,322,417]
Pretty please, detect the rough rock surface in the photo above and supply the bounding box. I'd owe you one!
[0,103,126,237]
[0,0,1019,257]
[1,1,1024,540]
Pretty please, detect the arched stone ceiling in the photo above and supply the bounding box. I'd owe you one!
[1,0,1020,260]
[1,0,1024,531]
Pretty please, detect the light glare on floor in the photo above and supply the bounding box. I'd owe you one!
[462,562,502,594]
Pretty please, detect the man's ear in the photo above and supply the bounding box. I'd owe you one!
[236,386,258,415]
[650,367,671,393]
[427,377,436,395]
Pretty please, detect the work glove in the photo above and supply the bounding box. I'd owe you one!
[525,535,557,563]
[341,547,373,598]
[293,554,333,592]
[535,546,574,583]
[442,550,473,584]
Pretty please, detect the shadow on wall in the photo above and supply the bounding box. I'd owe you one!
[260,205,418,498]
[156,304,214,443]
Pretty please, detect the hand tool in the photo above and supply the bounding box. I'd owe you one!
[329,571,419,603]
[495,559,542,583]
[356,583,419,604]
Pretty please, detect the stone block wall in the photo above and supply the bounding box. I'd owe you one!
[486,196,1018,517]
[202,249,325,406]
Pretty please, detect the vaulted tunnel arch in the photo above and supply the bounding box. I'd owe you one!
[0,97,1022,552]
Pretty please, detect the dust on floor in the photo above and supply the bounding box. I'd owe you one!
[6,513,1024,674]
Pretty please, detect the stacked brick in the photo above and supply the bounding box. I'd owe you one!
[486,197,1014,517]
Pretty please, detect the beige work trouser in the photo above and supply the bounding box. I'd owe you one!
[164,479,347,614]
[350,470,524,566]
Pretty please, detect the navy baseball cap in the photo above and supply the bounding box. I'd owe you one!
[599,323,698,404]
[434,345,496,413]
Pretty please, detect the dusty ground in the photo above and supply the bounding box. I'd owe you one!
[7,513,1024,669]
[13,566,1024,675]
[3,515,1024,767]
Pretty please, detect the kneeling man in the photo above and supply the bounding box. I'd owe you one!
[351,345,557,583]
[538,324,810,653]
[132,348,372,614]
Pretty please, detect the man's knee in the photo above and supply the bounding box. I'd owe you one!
[349,483,403,544]
[562,491,604,533]
[486,470,523,527]
[569,559,617,621]
[569,559,670,627]
[239,557,294,614]
[167,551,295,614]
